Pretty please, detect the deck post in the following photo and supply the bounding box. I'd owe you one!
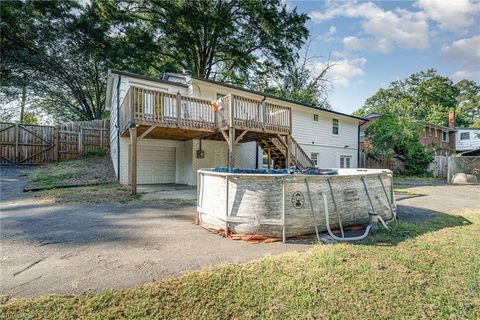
[267,147,271,169]
[129,126,137,195]
[285,134,290,167]
[228,127,235,168]
[176,92,181,127]
[262,99,266,130]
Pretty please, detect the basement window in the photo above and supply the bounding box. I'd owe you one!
[340,156,351,168]
[311,153,319,166]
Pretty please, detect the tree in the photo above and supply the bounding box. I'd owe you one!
[250,42,334,108]
[1,0,113,122]
[354,69,478,127]
[365,115,433,175]
[455,79,480,126]
[97,0,309,82]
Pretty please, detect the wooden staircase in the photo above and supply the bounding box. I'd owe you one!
[258,134,315,169]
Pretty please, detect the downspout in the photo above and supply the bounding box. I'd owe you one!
[357,120,367,167]
[255,144,259,169]
[116,75,121,181]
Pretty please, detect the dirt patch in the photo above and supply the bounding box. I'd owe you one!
[24,156,115,191]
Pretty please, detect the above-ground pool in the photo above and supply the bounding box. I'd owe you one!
[197,168,395,240]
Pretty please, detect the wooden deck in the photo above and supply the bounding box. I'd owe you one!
[118,86,291,140]
[118,86,312,195]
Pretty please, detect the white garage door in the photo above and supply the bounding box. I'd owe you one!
[136,146,176,184]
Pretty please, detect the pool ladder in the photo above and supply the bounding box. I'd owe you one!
[305,175,397,242]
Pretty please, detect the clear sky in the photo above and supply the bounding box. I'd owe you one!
[288,0,480,114]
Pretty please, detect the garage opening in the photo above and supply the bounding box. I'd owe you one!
[135,146,176,184]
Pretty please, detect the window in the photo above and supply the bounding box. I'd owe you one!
[442,131,449,142]
[460,132,470,140]
[311,153,319,166]
[422,128,427,139]
[332,118,339,135]
[340,156,351,168]
[313,114,319,122]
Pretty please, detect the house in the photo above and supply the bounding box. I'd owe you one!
[455,128,480,152]
[105,70,365,192]
[359,112,456,154]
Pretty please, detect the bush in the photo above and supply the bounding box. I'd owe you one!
[365,115,433,175]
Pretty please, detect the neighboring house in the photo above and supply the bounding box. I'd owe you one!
[359,112,456,153]
[455,128,480,152]
[105,70,365,189]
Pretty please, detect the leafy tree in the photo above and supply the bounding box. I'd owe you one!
[354,69,478,127]
[365,115,433,175]
[250,43,334,108]
[97,0,309,82]
[1,0,113,122]
[455,79,480,126]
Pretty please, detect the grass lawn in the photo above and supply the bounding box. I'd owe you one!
[24,154,116,191]
[1,209,479,319]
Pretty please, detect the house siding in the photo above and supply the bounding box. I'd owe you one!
[109,73,362,186]
[456,129,480,151]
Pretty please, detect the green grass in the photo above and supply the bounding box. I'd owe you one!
[1,209,479,319]
[25,155,115,191]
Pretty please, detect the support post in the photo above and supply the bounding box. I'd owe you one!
[225,176,229,237]
[176,92,181,126]
[267,147,271,169]
[78,128,83,155]
[228,127,235,168]
[54,128,59,162]
[285,134,290,167]
[262,99,266,130]
[129,126,137,195]
[282,177,286,243]
[100,127,103,150]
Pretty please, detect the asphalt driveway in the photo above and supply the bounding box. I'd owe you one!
[1,166,305,297]
[1,166,479,297]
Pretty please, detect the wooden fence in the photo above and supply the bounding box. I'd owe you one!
[359,151,393,171]
[428,155,448,178]
[0,120,109,165]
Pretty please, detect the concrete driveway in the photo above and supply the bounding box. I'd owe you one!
[1,166,479,297]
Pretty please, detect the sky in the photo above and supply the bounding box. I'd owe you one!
[287,0,480,114]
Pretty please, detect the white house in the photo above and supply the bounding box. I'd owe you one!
[455,127,480,152]
[105,70,365,190]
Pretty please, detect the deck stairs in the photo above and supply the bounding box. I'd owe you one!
[257,134,315,169]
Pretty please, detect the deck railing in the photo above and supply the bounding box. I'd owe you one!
[119,87,215,133]
[119,87,291,135]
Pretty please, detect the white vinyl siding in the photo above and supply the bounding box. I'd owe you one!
[456,129,480,151]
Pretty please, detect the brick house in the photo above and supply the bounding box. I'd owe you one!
[359,111,456,154]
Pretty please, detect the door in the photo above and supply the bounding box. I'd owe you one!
[136,146,176,184]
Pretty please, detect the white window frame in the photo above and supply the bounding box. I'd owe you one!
[460,132,470,140]
[442,131,449,142]
[311,152,319,166]
[340,155,351,168]
[332,118,339,135]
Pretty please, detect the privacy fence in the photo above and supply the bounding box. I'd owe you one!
[0,119,109,165]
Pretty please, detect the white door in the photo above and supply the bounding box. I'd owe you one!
[135,146,176,184]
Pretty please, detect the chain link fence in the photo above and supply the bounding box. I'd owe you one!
[447,156,480,184]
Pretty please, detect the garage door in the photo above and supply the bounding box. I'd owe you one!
[136,146,176,184]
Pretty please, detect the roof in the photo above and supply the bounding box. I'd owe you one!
[109,69,189,88]
[455,127,480,131]
[191,76,366,121]
[364,112,382,119]
[419,121,455,132]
